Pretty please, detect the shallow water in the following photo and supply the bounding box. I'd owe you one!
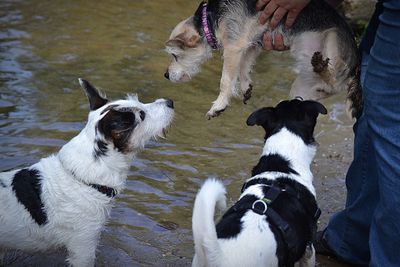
[1,1,354,266]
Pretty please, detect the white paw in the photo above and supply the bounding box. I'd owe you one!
[206,103,228,119]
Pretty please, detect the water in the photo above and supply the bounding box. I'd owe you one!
[0,1,354,266]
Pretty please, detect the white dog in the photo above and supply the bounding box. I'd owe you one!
[0,79,174,267]
[192,99,326,267]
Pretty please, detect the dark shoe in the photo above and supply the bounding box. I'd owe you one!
[314,229,338,257]
[315,229,368,266]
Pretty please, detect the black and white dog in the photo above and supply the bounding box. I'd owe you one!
[0,79,174,267]
[165,0,361,119]
[192,99,326,267]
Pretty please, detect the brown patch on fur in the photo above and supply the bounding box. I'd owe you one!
[167,24,200,48]
[165,39,185,49]
[347,65,363,118]
[311,52,329,73]
[98,109,137,153]
[311,51,336,86]
[243,84,252,104]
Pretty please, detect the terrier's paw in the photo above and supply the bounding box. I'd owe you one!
[243,84,253,104]
[206,107,226,120]
[311,52,330,73]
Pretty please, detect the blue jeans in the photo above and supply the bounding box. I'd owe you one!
[324,1,400,266]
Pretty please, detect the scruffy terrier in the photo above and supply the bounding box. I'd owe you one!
[0,79,174,267]
[192,99,327,267]
[165,0,362,119]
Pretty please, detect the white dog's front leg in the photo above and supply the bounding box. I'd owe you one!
[66,236,99,267]
[298,244,315,267]
[206,46,243,119]
[240,46,261,104]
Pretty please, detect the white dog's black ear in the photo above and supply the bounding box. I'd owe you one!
[303,100,328,116]
[246,107,276,127]
[78,78,108,110]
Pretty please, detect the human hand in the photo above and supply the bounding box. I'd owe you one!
[256,0,311,29]
[262,31,288,51]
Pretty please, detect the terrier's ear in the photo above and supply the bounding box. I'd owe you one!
[303,100,328,116]
[246,107,276,128]
[165,38,185,49]
[180,30,200,48]
[166,25,200,49]
[78,78,108,111]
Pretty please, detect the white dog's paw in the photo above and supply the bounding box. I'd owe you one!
[206,102,228,119]
[206,107,227,119]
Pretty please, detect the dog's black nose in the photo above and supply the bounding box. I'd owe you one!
[164,71,170,80]
[165,98,174,109]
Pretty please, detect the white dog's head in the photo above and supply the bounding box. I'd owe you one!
[78,79,174,156]
[164,16,212,83]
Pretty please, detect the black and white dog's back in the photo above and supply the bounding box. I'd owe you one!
[192,99,326,267]
[0,79,174,266]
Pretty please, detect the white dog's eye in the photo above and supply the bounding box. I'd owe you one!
[139,110,146,121]
[172,54,178,61]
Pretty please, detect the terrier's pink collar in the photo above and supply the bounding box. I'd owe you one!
[202,3,218,49]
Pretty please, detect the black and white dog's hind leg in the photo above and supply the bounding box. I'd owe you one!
[289,28,352,101]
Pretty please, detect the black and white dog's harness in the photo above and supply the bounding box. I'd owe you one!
[227,177,321,266]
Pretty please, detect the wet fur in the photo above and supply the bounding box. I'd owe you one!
[165,0,361,119]
[0,79,174,267]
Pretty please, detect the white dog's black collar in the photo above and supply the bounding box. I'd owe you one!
[60,159,117,198]
[89,183,117,198]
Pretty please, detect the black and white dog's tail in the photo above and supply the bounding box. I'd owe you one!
[192,179,227,267]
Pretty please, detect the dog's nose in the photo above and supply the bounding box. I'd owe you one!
[164,71,170,80]
[165,98,174,109]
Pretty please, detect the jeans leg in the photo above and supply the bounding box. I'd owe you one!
[322,4,383,265]
[324,111,378,265]
[362,2,400,266]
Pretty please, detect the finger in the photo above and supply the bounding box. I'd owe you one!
[269,6,287,29]
[262,32,273,51]
[273,32,288,51]
[259,1,278,24]
[285,10,300,28]
[256,0,271,11]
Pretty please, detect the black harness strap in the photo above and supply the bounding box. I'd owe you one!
[234,178,321,267]
[242,178,321,222]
